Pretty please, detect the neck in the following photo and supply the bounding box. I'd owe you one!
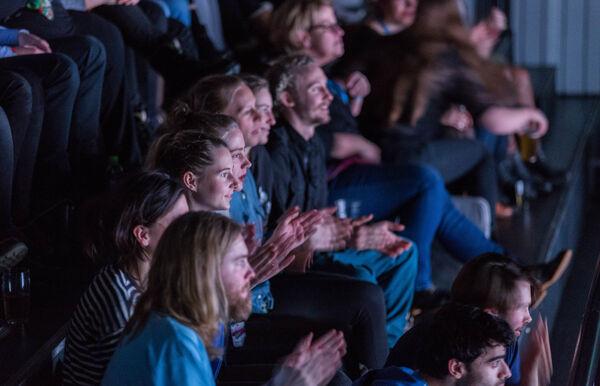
[186,195,217,212]
[284,111,315,141]
[125,255,151,291]
[421,374,454,386]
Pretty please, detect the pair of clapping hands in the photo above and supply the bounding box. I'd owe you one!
[245,206,411,288]
[308,208,411,257]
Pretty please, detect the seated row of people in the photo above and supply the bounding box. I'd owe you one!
[1,0,571,384]
[63,62,563,386]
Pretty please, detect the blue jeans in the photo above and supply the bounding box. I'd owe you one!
[313,245,418,347]
[328,163,504,291]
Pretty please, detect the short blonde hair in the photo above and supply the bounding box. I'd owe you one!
[270,0,332,52]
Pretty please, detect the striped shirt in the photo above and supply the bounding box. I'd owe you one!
[62,265,140,386]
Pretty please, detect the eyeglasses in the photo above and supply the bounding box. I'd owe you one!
[308,23,342,33]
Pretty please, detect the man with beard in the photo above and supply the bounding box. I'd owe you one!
[101,211,346,386]
[354,303,514,386]
[264,53,417,346]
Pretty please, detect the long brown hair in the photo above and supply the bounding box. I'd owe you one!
[125,211,243,359]
[382,0,515,127]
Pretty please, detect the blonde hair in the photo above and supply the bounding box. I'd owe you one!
[177,74,245,114]
[270,0,332,52]
[124,211,242,359]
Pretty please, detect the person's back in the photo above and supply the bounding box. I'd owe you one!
[101,313,215,386]
[63,265,140,386]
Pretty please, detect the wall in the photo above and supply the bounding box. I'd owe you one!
[462,0,597,95]
[511,0,599,95]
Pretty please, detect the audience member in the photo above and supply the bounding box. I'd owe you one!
[101,211,346,386]
[62,171,189,385]
[355,303,514,386]
[265,54,417,345]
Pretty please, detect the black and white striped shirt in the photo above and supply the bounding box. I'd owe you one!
[62,265,140,386]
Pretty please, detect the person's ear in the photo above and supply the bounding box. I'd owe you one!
[132,225,151,248]
[182,171,197,192]
[448,359,467,379]
[279,90,295,109]
[484,307,500,317]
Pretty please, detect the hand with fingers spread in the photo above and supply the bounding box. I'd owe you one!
[249,234,297,288]
[350,220,412,257]
[521,316,553,386]
[272,207,321,250]
[308,209,353,252]
[271,330,346,386]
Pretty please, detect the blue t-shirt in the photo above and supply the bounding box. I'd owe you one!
[101,313,215,386]
[229,170,274,314]
[354,366,428,386]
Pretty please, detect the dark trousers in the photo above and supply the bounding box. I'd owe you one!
[69,10,142,166]
[228,272,389,378]
[5,5,142,167]
[0,107,13,234]
[0,54,79,209]
[385,137,499,212]
[0,71,43,230]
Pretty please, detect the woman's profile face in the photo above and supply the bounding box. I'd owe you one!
[143,195,189,256]
[222,84,262,148]
[188,146,236,211]
[222,126,251,189]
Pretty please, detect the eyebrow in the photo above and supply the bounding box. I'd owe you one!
[486,354,506,363]
[230,147,244,153]
[218,167,232,173]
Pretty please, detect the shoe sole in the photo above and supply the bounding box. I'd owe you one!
[541,250,573,292]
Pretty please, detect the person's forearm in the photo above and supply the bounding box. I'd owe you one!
[480,107,535,135]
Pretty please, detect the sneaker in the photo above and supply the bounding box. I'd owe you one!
[525,249,573,292]
[0,240,28,270]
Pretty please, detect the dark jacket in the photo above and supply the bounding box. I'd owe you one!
[265,121,328,228]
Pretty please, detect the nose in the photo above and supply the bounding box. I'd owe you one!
[242,153,252,170]
[266,110,276,126]
[324,87,334,102]
[524,309,532,325]
[499,359,512,380]
[246,263,256,282]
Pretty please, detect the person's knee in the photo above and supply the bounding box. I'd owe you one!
[2,72,33,109]
[53,53,81,93]
[78,35,107,73]
[347,280,386,312]
[408,163,445,191]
